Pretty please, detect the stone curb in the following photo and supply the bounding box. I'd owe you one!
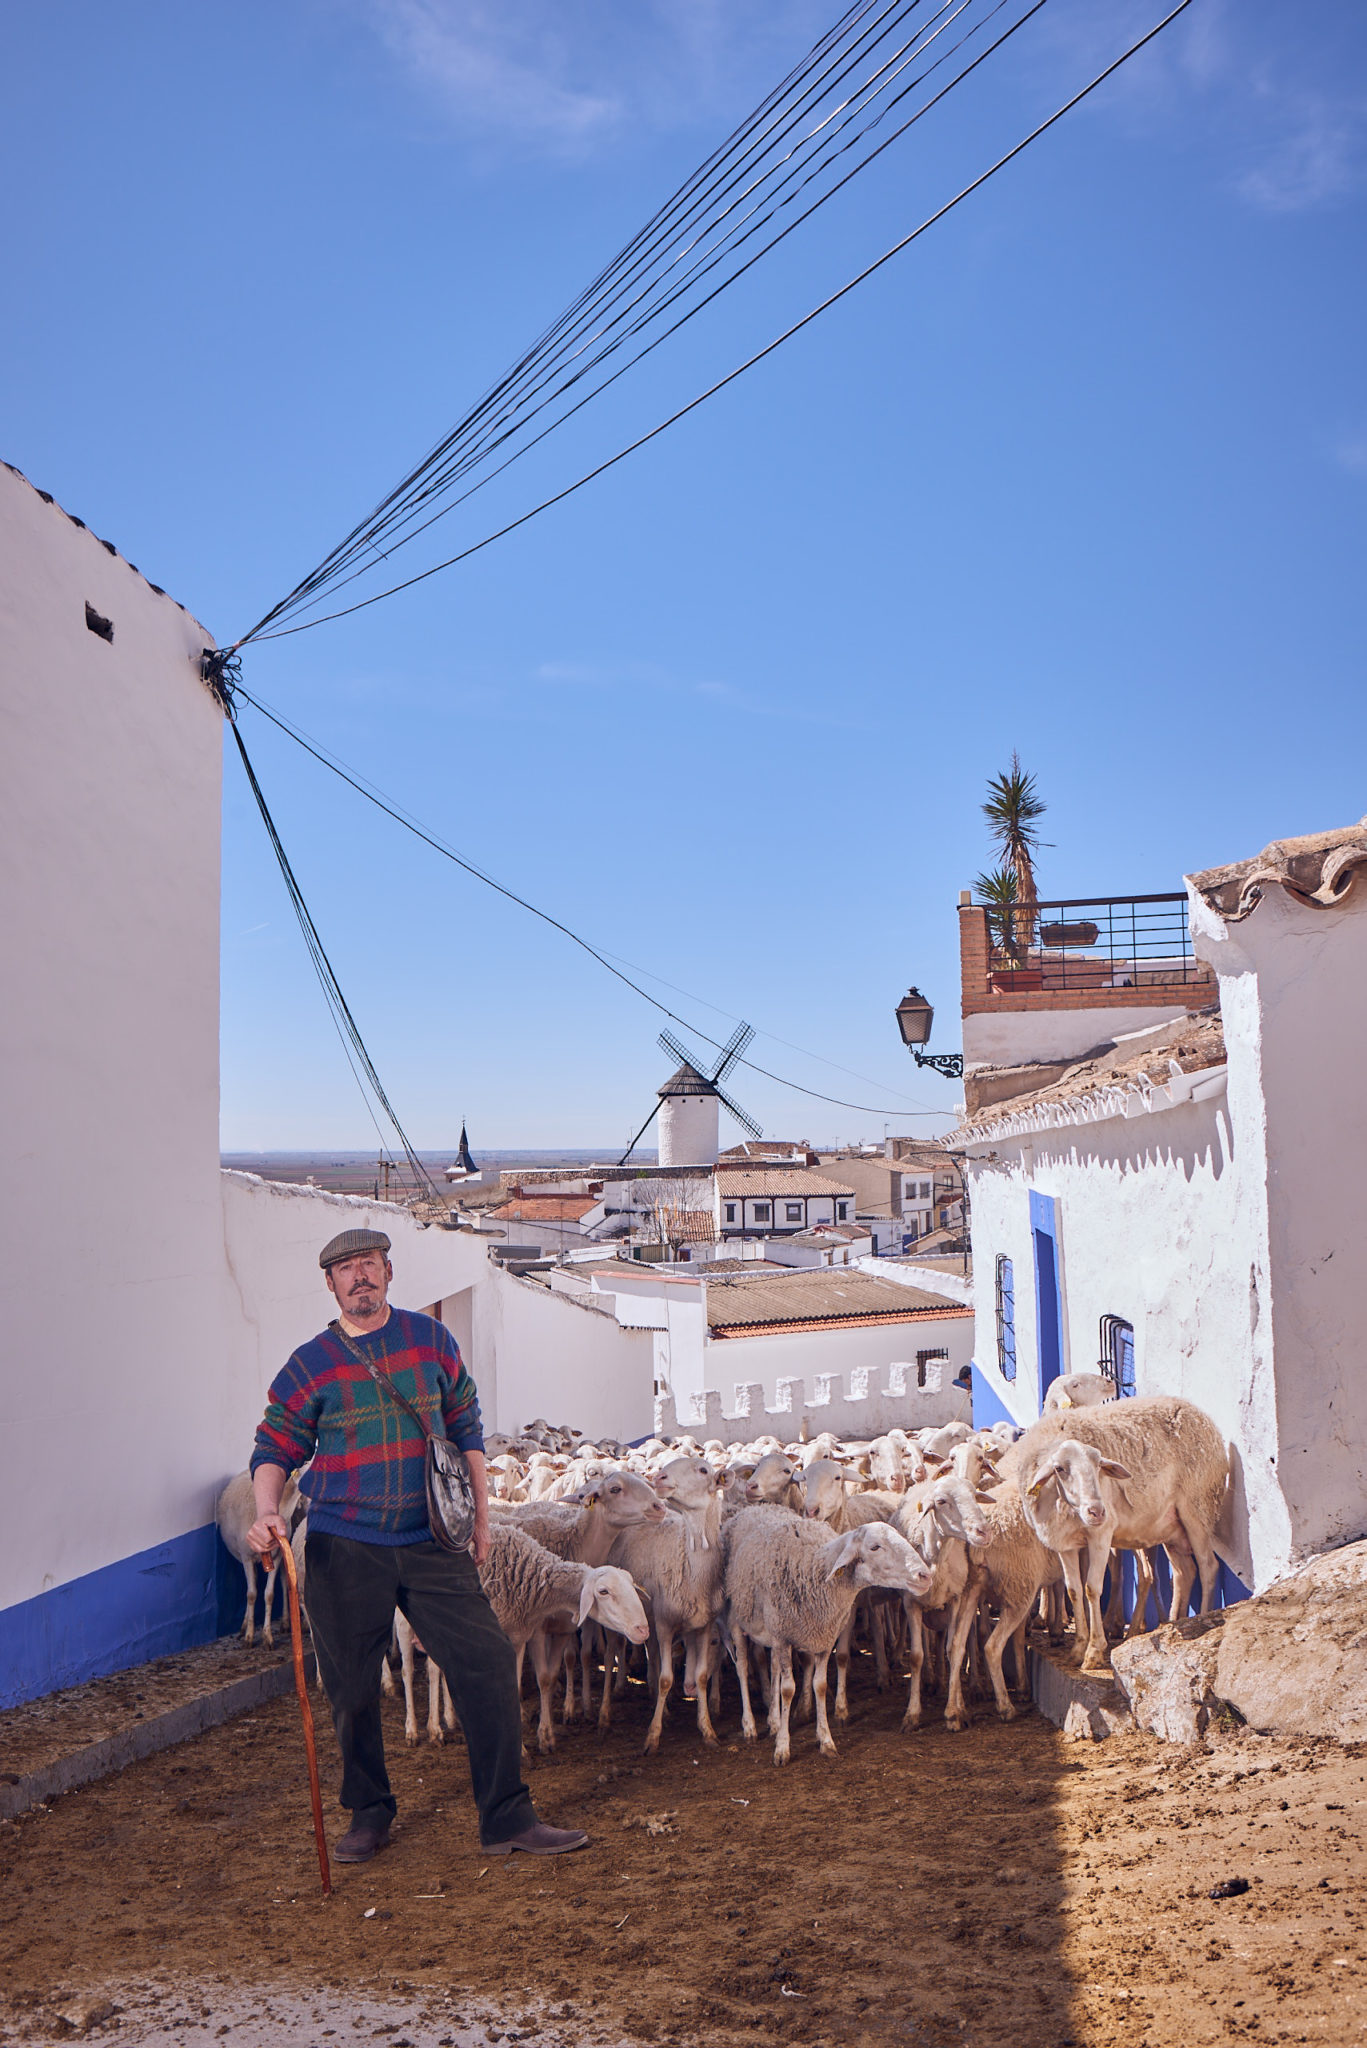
[0,1653,316,1821]
[1030,1643,1131,1741]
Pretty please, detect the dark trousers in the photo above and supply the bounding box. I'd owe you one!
[304,1530,536,1846]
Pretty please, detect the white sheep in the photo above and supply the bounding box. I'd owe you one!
[721,1509,932,1764]
[1042,1371,1118,1413]
[394,1521,650,1752]
[893,1474,995,1730]
[215,1470,300,1648]
[940,1478,1065,1729]
[609,1454,727,1754]
[1013,1394,1228,1674]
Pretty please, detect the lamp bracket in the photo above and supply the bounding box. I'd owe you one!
[912,1050,964,1079]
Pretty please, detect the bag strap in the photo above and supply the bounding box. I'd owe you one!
[328,1319,436,1442]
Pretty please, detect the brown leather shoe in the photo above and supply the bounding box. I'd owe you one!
[484,1821,588,1857]
[334,1823,391,1864]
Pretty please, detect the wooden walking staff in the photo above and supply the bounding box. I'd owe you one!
[269,1534,332,1897]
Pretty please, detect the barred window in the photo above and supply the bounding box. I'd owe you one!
[995,1255,1017,1382]
[916,1346,948,1389]
[1099,1314,1136,1396]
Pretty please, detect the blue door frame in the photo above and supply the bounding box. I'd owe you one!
[1029,1190,1064,1411]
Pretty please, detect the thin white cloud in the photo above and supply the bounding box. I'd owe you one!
[1036,0,1364,217]
[1333,433,1367,479]
[367,1,619,147]
[1236,92,1362,215]
[361,0,831,155]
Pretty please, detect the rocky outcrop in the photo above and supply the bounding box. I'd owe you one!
[1111,1539,1367,1745]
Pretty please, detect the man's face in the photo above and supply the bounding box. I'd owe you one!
[327,1250,392,1319]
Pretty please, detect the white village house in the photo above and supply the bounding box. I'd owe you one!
[950,835,1367,1595]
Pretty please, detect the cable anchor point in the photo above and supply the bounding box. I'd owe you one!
[201,646,243,718]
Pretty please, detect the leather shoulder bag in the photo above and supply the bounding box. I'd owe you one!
[329,1320,477,1553]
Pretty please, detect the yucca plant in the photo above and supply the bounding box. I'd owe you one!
[973,863,1020,958]
[981,753,1047,958]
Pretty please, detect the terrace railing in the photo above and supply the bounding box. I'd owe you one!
[985,891,1211,995]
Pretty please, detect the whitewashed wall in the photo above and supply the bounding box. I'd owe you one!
[219,1172,490,1484]
[961,861,1367,1591]
[473,1263,655,1444]
[961,1086,1281,1587]
[963,1002,1191,1068]
[0,466,225,1619]
[1192,879,1367,1561]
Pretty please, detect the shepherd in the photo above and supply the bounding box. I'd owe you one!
[247,1226,589,1864]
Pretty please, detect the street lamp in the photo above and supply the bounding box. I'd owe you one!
[894,987,963,1079]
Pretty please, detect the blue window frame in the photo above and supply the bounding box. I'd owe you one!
[1099,1314,1136,1396]
[995,1255,1017,1381]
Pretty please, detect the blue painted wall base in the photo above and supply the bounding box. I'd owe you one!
[0,1526,247,1709]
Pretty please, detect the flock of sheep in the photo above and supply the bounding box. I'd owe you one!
[216,1373,1229,1766]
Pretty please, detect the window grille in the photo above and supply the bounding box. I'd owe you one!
[1099,1314,1136,1396]
[995,1255,1017,1382]
[724,1203,736,1223]
[753,1202,771,1223]
[837,1202,849,1221]
[785,1203,803,1222]
[916,1346,948,1389]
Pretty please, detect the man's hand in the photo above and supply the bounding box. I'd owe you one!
[248,1512,291,1560]
[469,1511,491,1570]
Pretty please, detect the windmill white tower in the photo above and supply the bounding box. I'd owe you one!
[623,1023,762,1168]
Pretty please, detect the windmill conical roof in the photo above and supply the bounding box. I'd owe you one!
[657,1060,719,1099]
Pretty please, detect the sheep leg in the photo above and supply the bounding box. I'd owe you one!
[1177,1509,1221,1616]
[871,1601,892,1691]
[597,1632,620,1731]
[239,1556,259,1646]
[772,1646,796,1767]
[732,1629,758,1743]
[983,1594,1037,1720]
[690,1627,720,1745]
[1079,1538,1114,1674]
[558,1632,580,1725]
[529,1631,560,1754]
[580,1621,598,1722]
[643,1618,675,1756]
[1103,1553,1126,1638]
[832,1612,855,1724]
[766,1647,783,1737]
[944,1567,985,1731]
[901,1600,926,1731]
[813,1652,838,1758]
[1126,1546,1157,1636]
[399,1617,420,1746]
[260,1559,281,1649]
[426,1658,445,1744]
[1056,1546,1090,1662]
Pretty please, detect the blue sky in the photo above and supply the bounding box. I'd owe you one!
[6,2,1365,1152]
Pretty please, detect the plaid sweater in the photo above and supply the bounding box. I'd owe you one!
[250,1306,484,1545]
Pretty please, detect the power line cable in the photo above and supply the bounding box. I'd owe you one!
[237,0,1037,640]
[234,0,1193,648]
[225,679,951,1120]
[237,0,925,635]
[225,710,441,1197]
[253,0,1021,630]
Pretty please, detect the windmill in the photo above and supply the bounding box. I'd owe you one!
[619,1022,762,1168]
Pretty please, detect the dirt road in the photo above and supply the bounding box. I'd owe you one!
[1,1657,1364,2046]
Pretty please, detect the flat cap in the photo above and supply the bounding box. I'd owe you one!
[319,1227,392,1271]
